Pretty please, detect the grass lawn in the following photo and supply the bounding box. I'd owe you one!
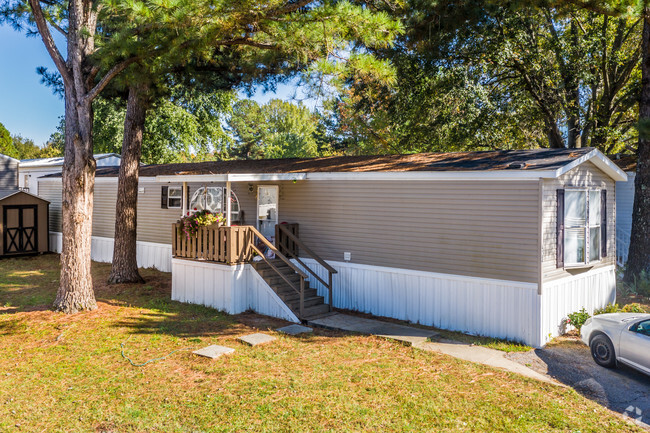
[0,255,642,432]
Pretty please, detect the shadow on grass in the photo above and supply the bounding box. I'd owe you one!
[0,255,60,313]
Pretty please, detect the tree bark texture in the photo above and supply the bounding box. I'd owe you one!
[54,84,98,313]
[50,0,99,313]
[625,16,650,282]
[108,83,149,284]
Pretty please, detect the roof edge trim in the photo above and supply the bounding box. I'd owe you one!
[0,153,19,163]
[554,149,628,182]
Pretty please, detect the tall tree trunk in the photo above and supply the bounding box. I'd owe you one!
[625,16,650,282]
[108,82,150,284]
[546,118,565,148]
[567,20,581,149]
[54,89,98,312]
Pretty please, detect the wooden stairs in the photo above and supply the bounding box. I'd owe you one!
[251,260,333,321]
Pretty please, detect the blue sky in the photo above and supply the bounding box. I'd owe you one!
[0,24,315,147]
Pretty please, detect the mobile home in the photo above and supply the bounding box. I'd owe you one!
[39,148,627,347]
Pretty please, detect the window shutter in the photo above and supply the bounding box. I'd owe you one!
[185,185,190,209]
[556,189,565,268]
[601,190,607,257]
[161,186,168,209]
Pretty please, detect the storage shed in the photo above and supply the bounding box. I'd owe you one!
[0,191,49,256]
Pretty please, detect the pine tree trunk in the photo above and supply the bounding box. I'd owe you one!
[54,90,98,313]
[108,83,149,284]
[625,16,650,282]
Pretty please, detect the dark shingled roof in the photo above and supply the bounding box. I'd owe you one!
[89,147,595,178]
[609,154,637,172]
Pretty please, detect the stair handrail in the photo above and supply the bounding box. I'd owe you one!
[277,224,337,311]
[248,226,308,318]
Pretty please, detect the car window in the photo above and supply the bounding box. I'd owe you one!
[634,320,650,336]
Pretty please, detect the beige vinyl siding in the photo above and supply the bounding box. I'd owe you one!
[39,176,541,282]
[255,180,541,283]
[37,180,62,232]
[541,161,616,283]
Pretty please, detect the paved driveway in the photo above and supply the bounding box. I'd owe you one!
[507,337,650,429]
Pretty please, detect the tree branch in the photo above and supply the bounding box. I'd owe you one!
[83,57,140,103]
[28,0,70,85]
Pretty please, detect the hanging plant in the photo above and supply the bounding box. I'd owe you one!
[178,210,225,238]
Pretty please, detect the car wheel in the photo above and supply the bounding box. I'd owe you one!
[590,334,616,368]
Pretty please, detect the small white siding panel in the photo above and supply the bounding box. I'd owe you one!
[171,259,299,323]
[294,258,541,346]
[539,265,616,346]
[616,172,635,264]
[49,232,172,272]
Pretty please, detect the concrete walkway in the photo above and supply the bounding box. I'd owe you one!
[309,313,559,386]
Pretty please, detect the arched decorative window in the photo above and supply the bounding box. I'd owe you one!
[189,186,240,222]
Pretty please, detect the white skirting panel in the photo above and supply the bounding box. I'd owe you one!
[294,258,542,346]
[171,258,299,323]
[48,232,172,272]
[539,265,616,346]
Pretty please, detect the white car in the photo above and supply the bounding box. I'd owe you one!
[581,313,650,375]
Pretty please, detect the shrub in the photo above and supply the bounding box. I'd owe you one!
[594,303,619,315]
[565,308,591,331]
[621,303,648,313]
[620,269,650,298]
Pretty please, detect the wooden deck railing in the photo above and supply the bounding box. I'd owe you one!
[276,223,337,312]
[172,224,255,264]
[172,222,335,317]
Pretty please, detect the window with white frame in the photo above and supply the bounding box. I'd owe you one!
[561,188,605,267]
[189,187,240,221]
[167,186,182,209]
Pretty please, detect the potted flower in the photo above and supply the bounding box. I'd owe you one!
[178,210,226,239]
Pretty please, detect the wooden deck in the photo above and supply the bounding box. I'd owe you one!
[171,222,336,320]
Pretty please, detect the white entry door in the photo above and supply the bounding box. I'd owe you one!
[257,186,279,239]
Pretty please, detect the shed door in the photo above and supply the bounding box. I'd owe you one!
[3,205,38,254]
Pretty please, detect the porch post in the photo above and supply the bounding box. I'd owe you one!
[225,181,232,227]
[182,181,187,217]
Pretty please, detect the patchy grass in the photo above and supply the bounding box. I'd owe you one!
[430,330,532,353]
[0,255,642,432]
[336,308,532,353]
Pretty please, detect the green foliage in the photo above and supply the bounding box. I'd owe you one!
[228,99,321,159]
[622,269,650,297]
[0,122,17,157]
[48,89,235,164]
[621,303,648,313]
[565,308,591,331]
[326,1,641,154]
[593,302,647,314]
[594,303,620,315]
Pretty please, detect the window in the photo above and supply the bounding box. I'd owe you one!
[632,320,650,337]
[558,188,606,268]
[189,187,240,221]
[167,187,182,209]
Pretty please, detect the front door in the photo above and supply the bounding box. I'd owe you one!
[3,205,38,254]
[257,186,278,239]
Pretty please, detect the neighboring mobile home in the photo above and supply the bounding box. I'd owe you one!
[38,148,627,347]
[0,153,19,196]
[610,155,637,266]
[19,153,121,195]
